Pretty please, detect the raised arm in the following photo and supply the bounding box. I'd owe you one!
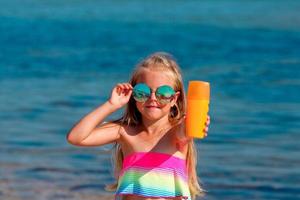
[66,83,133,147]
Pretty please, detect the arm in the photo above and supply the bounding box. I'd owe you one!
[174,115,210,149]
[66,83,133,147]
[66,101,120,146]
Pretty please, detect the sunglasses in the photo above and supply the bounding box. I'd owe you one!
[132,83,176,104]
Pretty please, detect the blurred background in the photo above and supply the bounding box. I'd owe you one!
[0,0,299,199]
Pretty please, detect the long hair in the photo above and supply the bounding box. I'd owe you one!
[105,52,204,199]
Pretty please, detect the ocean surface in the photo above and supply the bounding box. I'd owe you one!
[1,1,300,199]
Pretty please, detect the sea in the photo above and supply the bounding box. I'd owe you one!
[0,0,300,199]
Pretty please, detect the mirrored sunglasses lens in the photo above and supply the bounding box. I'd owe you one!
[133,90,148,102]
[156,85,175,104]
[133,83,151,102]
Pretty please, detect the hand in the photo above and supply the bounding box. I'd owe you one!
[108,83,133,109]
[203,115,210,137]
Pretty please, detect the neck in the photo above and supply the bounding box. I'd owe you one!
[142,115,172,135]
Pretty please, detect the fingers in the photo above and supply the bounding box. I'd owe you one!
[205,115,210,126]
[203,115,210,138]
[202,126,209,138]
[203,126,209,132]
[116,83,133,96]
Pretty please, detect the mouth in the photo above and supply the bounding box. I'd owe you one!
[145,105,160,109]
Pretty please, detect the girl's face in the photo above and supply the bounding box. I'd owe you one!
[135,69,180,122]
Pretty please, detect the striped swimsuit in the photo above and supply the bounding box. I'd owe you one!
[115,152,191,200]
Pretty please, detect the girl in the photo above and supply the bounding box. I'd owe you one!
[67,52,210,200]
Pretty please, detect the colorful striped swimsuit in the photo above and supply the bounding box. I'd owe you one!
[115,152,191,200]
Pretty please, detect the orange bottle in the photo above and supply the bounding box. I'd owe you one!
[186,81,210,139]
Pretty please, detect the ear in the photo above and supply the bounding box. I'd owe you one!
[171,91,180,106]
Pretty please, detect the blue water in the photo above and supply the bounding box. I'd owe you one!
[1,1,300,199]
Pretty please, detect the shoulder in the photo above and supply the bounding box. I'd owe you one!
[171,124,192,152]
[113,123,142,155]
[171,121,191,143]
[117,123,141,137]
[108,122,140,143]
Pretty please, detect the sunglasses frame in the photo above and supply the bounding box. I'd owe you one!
[132,83,176,104]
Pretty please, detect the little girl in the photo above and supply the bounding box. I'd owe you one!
[67,52,210,200]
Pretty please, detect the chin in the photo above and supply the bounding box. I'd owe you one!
[143,112,168,121]
[144,114,161,121]
[137,104,170,121]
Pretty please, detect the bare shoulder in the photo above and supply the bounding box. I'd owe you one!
[172,123,192,153]
[172,122,191,141]
[113,124,142,155]
[113,123,141,138]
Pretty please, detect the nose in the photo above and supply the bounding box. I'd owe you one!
[149,91,157,101]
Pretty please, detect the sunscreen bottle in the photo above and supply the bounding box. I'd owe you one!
[186,81,210,138]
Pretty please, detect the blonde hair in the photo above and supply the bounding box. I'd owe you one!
[105,52,204,199]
